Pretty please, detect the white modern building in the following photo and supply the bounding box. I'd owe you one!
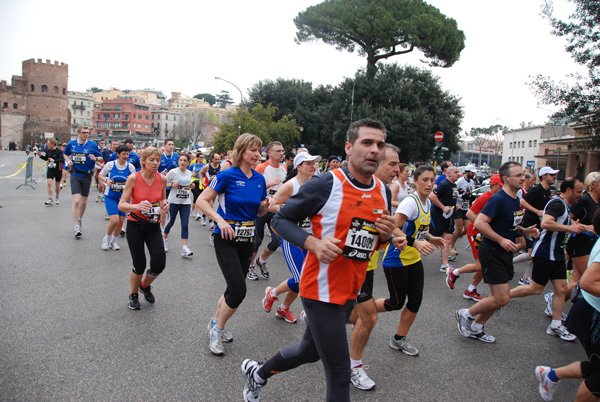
[501,125,574,176]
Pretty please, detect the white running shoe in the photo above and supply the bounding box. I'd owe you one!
[44,197,54,206]
[74,225,82,238]
[546,324,576,341]
[101,236,110,250]
[350,364,376,391]
[182,246,193,257]
[201,216,206,226]
[535,365,557,401]
[54,198,60,205]
[208,325,224,355]
[241,359,264,402]
[110,241,120,251]
[163,237,168,252]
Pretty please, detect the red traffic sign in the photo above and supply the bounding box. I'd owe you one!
[434,131,444,142]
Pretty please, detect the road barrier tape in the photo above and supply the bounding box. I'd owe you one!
[0,160,43,179]
[0,163,27,178]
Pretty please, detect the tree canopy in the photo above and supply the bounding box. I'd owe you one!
[212,104,300,153]
[530,0,600,146]
[194,93,217,105]
[247,64,463,162]
[294,0,465,79]
[215,90,234,108]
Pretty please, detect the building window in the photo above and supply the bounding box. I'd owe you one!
[529,140,532,147]
[103,114,110,120]
[63,88,66,95]
[145,115,149,120]
[165,123,169,130]
[113,114,120,119]
[125,114,129,120]
[145,125,148,129]
[42,85,48,92]
[54,86,59,94]
[509,142,512,149]
[113,123,120,128]
[13,103,17,109]
[2,102,7,108]
[157,114,160,119]
[30,84,35,91]
[174,116,176,121]
[534,140,537,147]
[166,115,168,120]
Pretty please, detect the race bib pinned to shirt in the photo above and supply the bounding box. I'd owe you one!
[141,202,161,223]
[343,217,379,261]
[512,210,524,231]
[234,221,255,242]
[111,181,125,193]
[73,153,86,164]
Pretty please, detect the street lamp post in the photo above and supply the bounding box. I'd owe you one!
[215,76,243,135]
[214,77,243,106]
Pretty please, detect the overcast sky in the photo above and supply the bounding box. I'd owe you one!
[0,0,583,136]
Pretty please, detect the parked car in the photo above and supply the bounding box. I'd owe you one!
[472,185,490,201]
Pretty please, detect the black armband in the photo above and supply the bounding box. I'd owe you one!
[406,236,415,247]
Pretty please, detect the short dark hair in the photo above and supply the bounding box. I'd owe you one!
[116,145,130,154]
[346,118,387,144]
[266,141,283,153]
[414,164,435,180]
[124,138,134,145]
[560,177,581,193]
[440,161,452,171]
[179,153,190,162]
[165,139,174,145]
[498,161,521,184]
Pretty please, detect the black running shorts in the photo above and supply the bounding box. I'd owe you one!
[531,257,567,286]
[479,243,514,285]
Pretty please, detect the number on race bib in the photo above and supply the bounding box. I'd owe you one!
[343,218,379,261]
[234,223,255,242]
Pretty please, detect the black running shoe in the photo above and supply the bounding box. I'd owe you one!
[139,284,155,304]
[129,293,141,310]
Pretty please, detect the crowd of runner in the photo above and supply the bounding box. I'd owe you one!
[33,122,600,401]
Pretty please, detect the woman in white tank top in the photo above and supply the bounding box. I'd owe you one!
[390,163,410,215]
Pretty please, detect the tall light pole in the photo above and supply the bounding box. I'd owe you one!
[215,76,243,135]
[214,77,243,106]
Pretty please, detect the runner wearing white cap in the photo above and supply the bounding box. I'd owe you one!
[262,152,321,324]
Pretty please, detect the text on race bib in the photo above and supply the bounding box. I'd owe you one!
[343,218,379,262]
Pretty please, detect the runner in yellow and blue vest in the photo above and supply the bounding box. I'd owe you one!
[376,164,445,356]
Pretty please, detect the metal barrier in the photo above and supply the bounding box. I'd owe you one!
[16,156,36,190]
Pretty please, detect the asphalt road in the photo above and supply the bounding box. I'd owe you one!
[0,150,586,401]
